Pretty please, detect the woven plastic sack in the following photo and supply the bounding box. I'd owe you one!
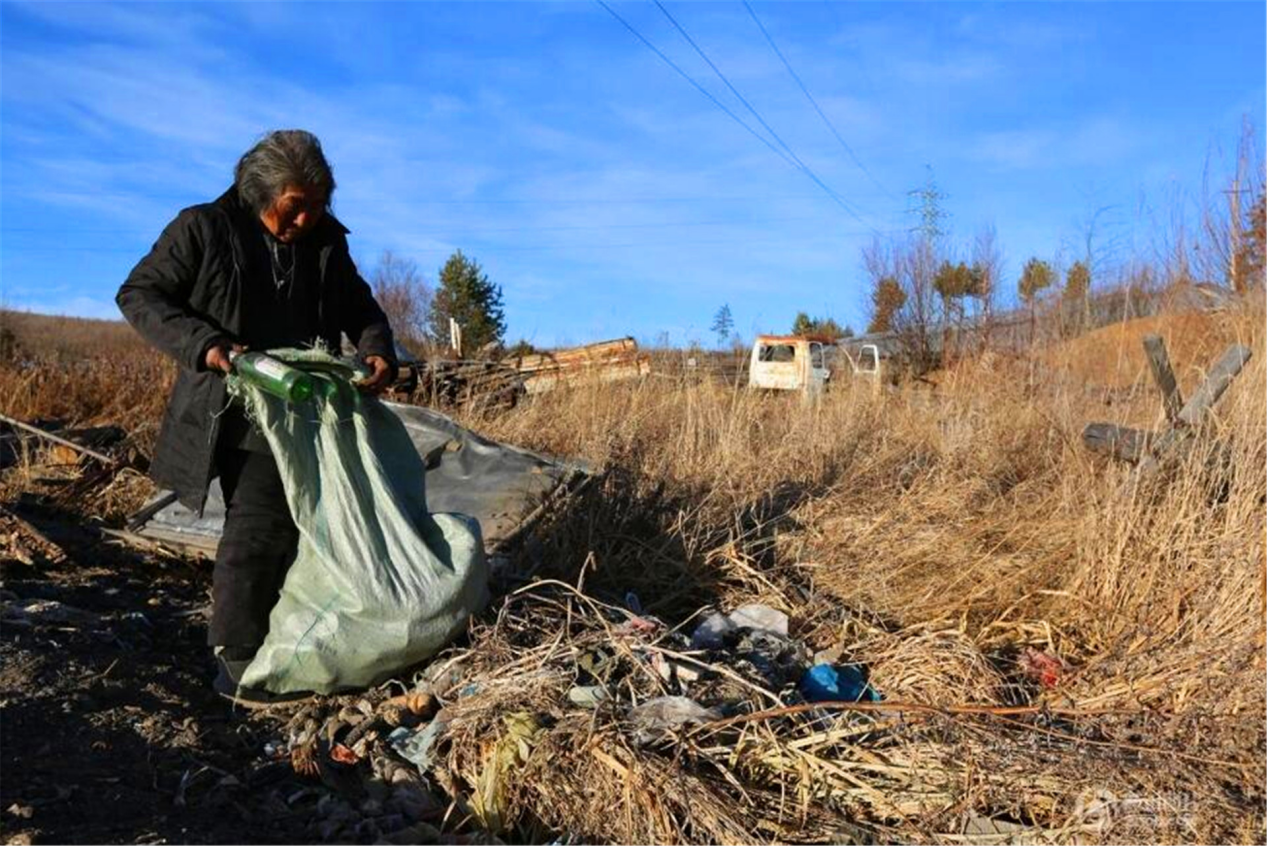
[228,349,489,694]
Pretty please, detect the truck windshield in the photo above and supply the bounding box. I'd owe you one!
[758,344,796,363]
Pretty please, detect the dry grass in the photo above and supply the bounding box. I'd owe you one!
[439,300,1265,843]
[0,309,173,450]
[1,300,1263,843]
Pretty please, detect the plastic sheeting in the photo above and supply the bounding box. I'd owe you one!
[131,398,584,558]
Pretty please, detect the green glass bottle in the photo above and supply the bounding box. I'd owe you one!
[229,351,316,404]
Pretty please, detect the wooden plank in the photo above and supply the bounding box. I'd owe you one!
[510,338,639,373]
[1176,344,1253,427]
[1082,423,1152,464]
[0,413,117,465]
[1132,344,1252,484]
[1142,334,1183,424]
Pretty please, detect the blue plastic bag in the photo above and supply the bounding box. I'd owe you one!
[799,663,882,702]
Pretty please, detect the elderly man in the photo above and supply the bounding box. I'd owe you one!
[117,130,397,706]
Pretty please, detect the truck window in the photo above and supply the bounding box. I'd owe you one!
[810,343,824,369]
[858,346,878,372]
[758,344,796,363]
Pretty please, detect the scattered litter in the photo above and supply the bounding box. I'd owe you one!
[690,602,788,649]
[329,743,360,765]
[690,613,735,650]
[728,604,789,637]
[1,598,100,628]
[388,717,449,774]
[616,614,661,636]
[1020,647,1067,689]
[576,648,618,683]
[650,653,702,686]
[799,663,882,703]
[470,712,544,832]
[624,591,643,615]
[567,685,609,708]
[628,695,722,744]
[732,628,809,689]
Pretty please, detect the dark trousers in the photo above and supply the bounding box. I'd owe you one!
[208,445,299,649]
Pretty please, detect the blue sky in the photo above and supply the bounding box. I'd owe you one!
[2,1,1263,348]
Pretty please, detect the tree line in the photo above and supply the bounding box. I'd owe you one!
[858,145,1264,372]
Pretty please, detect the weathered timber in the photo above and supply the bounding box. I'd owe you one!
[1174,344,1253,427]
[509,338,640,373]
[1131,343,1252,484]
[1082,423,1153,464]
[1142,334,1183,424]
[0,413,117,465]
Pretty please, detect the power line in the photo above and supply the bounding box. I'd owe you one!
[650,0,871,226]
[742,0,889,196]
[594,0,801,173]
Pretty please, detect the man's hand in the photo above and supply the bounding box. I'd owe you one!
[205,341,246,374]
[357,355,393,394]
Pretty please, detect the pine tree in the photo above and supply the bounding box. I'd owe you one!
[429,250,506,354]
[791,312,846,341]
[1064,260,1091,302]
[1062,260,1091,336]
[868,276,906,333]
[710,303,734,347]
[1018,258,1055,305]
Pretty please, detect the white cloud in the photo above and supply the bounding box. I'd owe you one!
[968,117,1142,171]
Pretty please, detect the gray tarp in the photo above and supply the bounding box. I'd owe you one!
[129,401,587,556]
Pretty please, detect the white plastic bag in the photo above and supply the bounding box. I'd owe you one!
[231,351,489,694]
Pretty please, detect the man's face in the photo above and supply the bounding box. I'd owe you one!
[260,184,326,243]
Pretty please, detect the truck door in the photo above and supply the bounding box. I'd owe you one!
[808,342,828,393]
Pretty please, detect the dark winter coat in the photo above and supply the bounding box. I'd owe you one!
[117,187,396,514]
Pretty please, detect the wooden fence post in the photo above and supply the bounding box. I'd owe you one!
[1142,335,1183,425]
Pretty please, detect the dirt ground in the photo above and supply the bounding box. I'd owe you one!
[1,505,321,845]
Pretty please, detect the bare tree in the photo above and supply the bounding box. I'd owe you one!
[863,232,940,373]
[970,223,1003,352]
[370,250,432,354]
[1195,118,1264,291]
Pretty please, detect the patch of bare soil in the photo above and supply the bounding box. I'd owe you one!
[0,506,318,845]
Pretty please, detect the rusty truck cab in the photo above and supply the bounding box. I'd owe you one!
[748,334,832,394]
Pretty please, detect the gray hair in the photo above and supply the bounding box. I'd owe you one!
[234,129,336,213]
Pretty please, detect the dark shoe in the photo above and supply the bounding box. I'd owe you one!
[213,648,314,710]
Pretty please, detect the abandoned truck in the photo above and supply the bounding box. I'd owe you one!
[747,334,880,394]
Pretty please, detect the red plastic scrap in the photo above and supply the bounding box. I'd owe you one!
[1020,647,1066,688]
[618,615,661,636]
[329,743,360,765]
